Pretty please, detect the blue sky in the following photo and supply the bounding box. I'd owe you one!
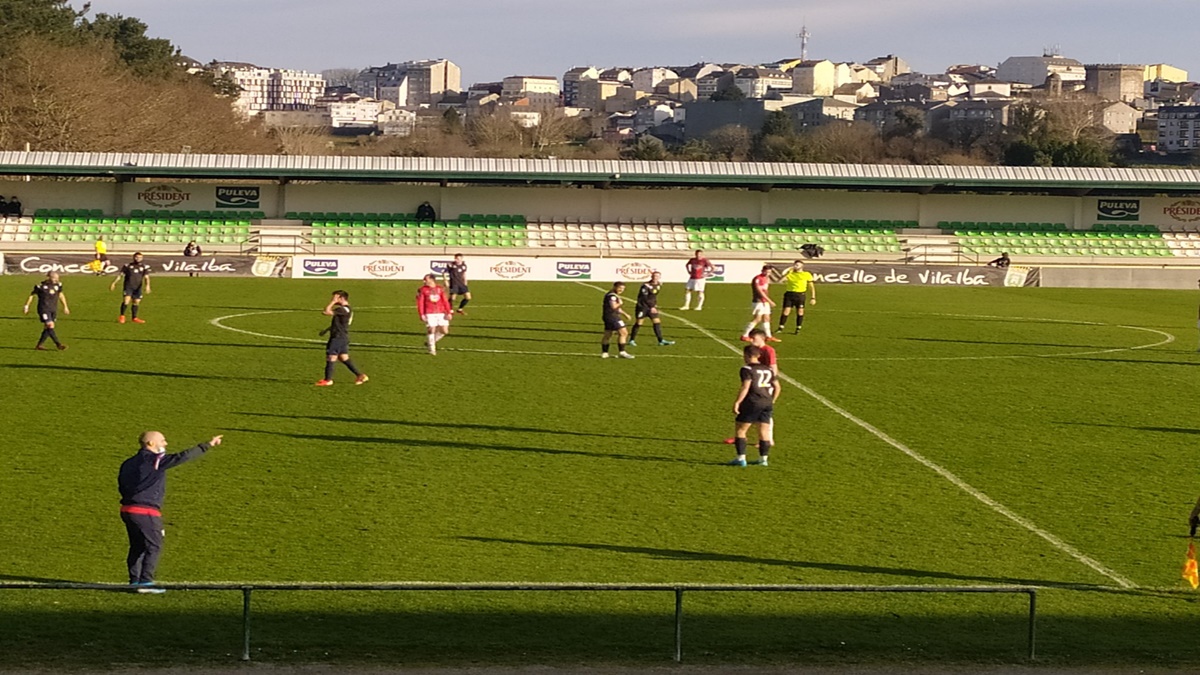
[78,1,1197,84]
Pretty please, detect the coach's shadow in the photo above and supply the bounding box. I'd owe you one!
[458,537,1110,591]
[236,412,717,446]
[228,427,703,465]
[1061,421,1200,435]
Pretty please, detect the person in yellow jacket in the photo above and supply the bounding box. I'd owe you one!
[92,236,110,275]
[778,260,816,334]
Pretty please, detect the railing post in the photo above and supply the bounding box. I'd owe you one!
[1027,589,1037,660]
[673,588,683,662]
[242,587,253,662]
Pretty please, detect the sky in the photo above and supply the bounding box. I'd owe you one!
[74,0,1198,84]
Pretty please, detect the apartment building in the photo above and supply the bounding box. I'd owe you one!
[996,54,1085,86]
[562,66,599,106]
[1157,105,1200,153]
[210,62,325,116]
[502,76,561,106]
[734,67,792,99]
[354,59,461,107]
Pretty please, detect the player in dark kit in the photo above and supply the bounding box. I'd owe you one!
[444,253,471,314]
[728,346,780,466]
[110,252,152,324]
[628,271,674,347]
[118,431,223,592]
[316,290,368,386]
[23,271,69,350]
[601,281,635,359]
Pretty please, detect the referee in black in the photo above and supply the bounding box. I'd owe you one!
[118,431,223,593]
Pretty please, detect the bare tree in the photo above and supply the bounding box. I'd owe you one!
[321,68,360,88]
[527,107,587,151]
[705,124,752,160]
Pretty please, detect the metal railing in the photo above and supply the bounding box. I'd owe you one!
[0,582,1037,662]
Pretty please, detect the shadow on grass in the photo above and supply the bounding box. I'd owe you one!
[357,329,591,345]
[457,537,1113,590]
[78,336,314,351]
[859,335,1111,350]
[1060,421,1200,435]
[236,411,719,446]
[0,363,292,383]
[1,597,1198,667]
[1057,357,1200,367]
[227,427,703,464]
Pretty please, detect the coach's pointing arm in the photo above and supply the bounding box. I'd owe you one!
[154,435,224,470]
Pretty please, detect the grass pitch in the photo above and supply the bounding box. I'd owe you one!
[1,275,1199,667]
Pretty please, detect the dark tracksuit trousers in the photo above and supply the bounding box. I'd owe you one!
[120,510,164,584]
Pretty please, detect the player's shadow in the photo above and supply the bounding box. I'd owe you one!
[1061,421,1200,435]
[228,427,702,464]
[458,537,1110,590]
[1057,356,1200,367]
[472,323,600,336]
[79,336,314,351]
[879,336,1111,350]
[236,411,717,446]
[0,573,86,584]
[356,329,589,345]
[1,363,292,383]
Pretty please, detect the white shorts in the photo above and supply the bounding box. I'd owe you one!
[424,313,449,328]
[686,278,706,292]
[752,302,772,316]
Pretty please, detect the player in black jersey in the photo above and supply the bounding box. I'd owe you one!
[315,290,368,387]
[23,271,69,350]
[443,253,471,315]
[110,252,152,324]
[601,281,634,359]
[628,271,675,347]
[728,345,780,466]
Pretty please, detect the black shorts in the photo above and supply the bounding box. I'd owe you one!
[326,336,350,356]
[123,287,143,300]
[736,404,774,424]
[635,305,658,320]
[449,284,469,295]
[603,317,625,332]
[782,292,806,309]
[39,311,56,324]
[95,254,109,262]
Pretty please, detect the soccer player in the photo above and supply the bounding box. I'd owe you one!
[747,328,779,376]
[740,264,780,342]
[23,271,69,351]
[778,260,817,334]
[118,431,223,592]
[729,345,780,466]
[679,249,715,310]
[316,290,368,386]
[1189,496,1200,537]
[628,271,675,347]
[110,252,152,324]
[416,274,452,355]
[444,253,471,315]
[601,281,634,359]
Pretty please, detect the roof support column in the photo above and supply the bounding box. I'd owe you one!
[114,175,131,216]
[277,178,289,219]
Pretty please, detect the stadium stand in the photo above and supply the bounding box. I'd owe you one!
[947,221,1173,257]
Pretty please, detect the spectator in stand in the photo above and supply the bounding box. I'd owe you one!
[0,197,7,218]
[415,201,436,222]
[987,252,1011,269]
[183,241,202,278]
[7,196,22,217]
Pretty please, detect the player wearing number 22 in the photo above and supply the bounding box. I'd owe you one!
[728,345,780,467]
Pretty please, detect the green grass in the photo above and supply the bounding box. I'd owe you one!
[2,276,1200,667]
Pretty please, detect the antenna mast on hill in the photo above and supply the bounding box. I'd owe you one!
[797,23,811,61]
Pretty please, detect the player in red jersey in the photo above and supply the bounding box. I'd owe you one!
[416,274,452,355]
[740,265,780,342]
[747,328,779,376]
[679,249,715,311]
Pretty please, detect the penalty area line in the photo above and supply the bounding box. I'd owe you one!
[576,281,1137,590]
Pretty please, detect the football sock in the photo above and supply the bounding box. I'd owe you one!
[131,304,139,319]
[763,323,773,338]
[653,323,663,341]
[48,328,61,346]
[629,324,641,341]
[342,359,361,376]
[601,343,610,354]
[734,437,747,457]
[797,314,805,328]
[324,361,335,380]
[696,294,705,309]
[758,440,771,457]
[37,328,48,346]
[681,291,692,307]
[119,302,127,316]
[459,298,469,309]
[618,342,627,353]
[427,333,436,348]
[433,332,445,343]
[743,322,756,336]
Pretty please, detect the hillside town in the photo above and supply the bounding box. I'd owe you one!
[190,50,1198,155]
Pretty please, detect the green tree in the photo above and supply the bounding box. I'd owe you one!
[0,0,87,49]
[759,109,794,137]
[709,84,745,101]
[441,108,463,135]
[78,13,178,78]
[626,135,667,160]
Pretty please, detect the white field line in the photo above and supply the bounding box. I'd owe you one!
[577,282,1139,590]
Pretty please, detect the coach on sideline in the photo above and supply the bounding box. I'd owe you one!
[118,431,223,593]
